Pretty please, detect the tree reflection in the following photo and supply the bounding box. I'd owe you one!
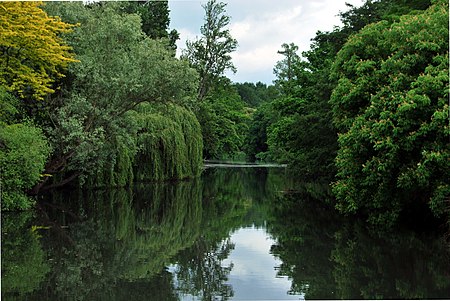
[332,223,450,299]
[268,184,340,299]
[1,212,50,299]
[170,168,280,300]
[9,181,204,301]
[2,167,286,301]
[173,238,235,301]
[269,183,450,299]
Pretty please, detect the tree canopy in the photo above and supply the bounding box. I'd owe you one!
[182,0,238,101]
[331,0,449,225]
[0,1,77,100]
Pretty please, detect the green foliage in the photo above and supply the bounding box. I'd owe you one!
[132,103,203,182]
[37,2,199,191]
[1,212,50,296]
[85,132,136,188]
[64,2,197,109]
[0,88,50,210]
[182,0,238,101]
[255,0,434,181]
[197,85,250,159]
[330,1,449,225]
[85,103,203,186]
[0,86,21,125]
[234,82,277,108]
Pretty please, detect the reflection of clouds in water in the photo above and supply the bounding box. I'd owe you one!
[223,226,303,300]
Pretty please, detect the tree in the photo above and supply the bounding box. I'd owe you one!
[0,88,51,210]
[330,0,449,226]
[0,1,77,100]
[234,82,277,108]
[182,0,238,101]
[123,1,179,51]
[273,43,302,96]
[33,2,199,192]
[197,84,250,159]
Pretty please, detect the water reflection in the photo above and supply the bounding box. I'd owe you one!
[1,212,50,297]
[223,227,300,300]
[269,186,450,299]
[1,168,450,300]
[1,168,288,301]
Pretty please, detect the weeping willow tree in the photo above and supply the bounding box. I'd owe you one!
[86,103,203,187]
[85,134,136,188]
[132,102,203,182]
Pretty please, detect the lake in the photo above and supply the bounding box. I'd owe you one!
[2,167,450,300]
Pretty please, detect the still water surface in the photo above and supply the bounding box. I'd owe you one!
[2,167,450,300]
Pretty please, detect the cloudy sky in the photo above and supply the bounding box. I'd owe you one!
[168,0,363,84]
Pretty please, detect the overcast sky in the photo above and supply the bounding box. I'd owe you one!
[168,0,363,84]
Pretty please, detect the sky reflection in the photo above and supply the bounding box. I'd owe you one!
[222,226,303,301]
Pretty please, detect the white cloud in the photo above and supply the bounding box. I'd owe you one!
[170,0,363,84]
[175,27,198,57]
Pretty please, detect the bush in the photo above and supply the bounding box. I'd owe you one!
[0,123,50,210]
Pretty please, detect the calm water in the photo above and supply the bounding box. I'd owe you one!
[2,167,450,300]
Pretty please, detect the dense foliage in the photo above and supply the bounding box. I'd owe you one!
[40,2,200,191]
[0,1,77,100]
[0,88,50,210]
[1,0,448,233]
[248,0,448,227]
[0,1,204,210]
[331,0,449,225]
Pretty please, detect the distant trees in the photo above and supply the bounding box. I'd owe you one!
[235,82,277,108]
[182,0,248,160]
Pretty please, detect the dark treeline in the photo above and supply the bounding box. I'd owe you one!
[0,0,449,231]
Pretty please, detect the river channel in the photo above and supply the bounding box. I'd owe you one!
[2,167,450,300]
